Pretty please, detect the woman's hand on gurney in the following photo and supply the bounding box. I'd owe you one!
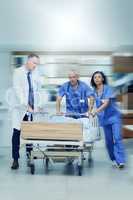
[90,110,98,117]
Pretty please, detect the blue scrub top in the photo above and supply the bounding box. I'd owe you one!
[58,80,93,114]
[93,85,121,126]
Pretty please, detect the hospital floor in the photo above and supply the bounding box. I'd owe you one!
[0,139,133,200]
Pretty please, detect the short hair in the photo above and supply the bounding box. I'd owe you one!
[68,70,79,77]
[28,53,39,59]
[91,71,107,88]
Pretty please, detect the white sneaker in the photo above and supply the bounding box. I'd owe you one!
[112,161,125,169]
[118,163,125,169]
[111,160,119,168]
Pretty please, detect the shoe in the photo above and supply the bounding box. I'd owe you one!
[11,160,19,170]
[118,163,125,169]
[111,160,119,168]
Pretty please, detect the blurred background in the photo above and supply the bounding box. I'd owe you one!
[0,0,132,147]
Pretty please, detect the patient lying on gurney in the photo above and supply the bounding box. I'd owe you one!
[33,113,100,143]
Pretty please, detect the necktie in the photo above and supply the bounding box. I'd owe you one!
[27,71,34,109]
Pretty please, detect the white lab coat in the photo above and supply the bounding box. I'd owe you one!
[11,65,43,130]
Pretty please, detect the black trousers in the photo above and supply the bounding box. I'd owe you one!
[12,114,33,160]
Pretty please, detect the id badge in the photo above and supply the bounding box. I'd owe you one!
[80,99,85,103]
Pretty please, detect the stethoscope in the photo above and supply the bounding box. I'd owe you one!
[95,85,112,106]
[66,81,85,104]
[95,85,105,105]
[66,81,87,114]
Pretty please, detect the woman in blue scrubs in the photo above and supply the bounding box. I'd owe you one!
[90,71,125,169]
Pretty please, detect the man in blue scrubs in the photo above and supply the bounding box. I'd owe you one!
[56,70,93,118]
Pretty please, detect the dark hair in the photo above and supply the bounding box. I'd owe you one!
[91,71,107,88]
[28,53,39,59]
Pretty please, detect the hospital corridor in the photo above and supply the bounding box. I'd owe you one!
[0,0,133,200]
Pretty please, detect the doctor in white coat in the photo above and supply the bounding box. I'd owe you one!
[11,54,42,170]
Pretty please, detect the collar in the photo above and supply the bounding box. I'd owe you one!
[23,65,33,75]
[69,80,80,88]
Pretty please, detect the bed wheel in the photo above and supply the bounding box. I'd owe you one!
[88,157,93,163]
[30,164,35,175]
[46,158,49,168]
[78,165,82,176]
[27,158,31,167]
[88,157,94,168]
[88,150,92,161]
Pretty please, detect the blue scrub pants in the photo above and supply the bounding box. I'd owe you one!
[103,122,125,164]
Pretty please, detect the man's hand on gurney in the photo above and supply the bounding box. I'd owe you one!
[86,112,91,117]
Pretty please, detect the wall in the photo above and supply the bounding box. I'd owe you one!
[0,51,12,147]
[0,0,133,50]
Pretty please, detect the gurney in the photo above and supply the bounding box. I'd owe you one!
[21,113,101,176]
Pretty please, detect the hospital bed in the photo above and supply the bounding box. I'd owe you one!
[21,113,100,176]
